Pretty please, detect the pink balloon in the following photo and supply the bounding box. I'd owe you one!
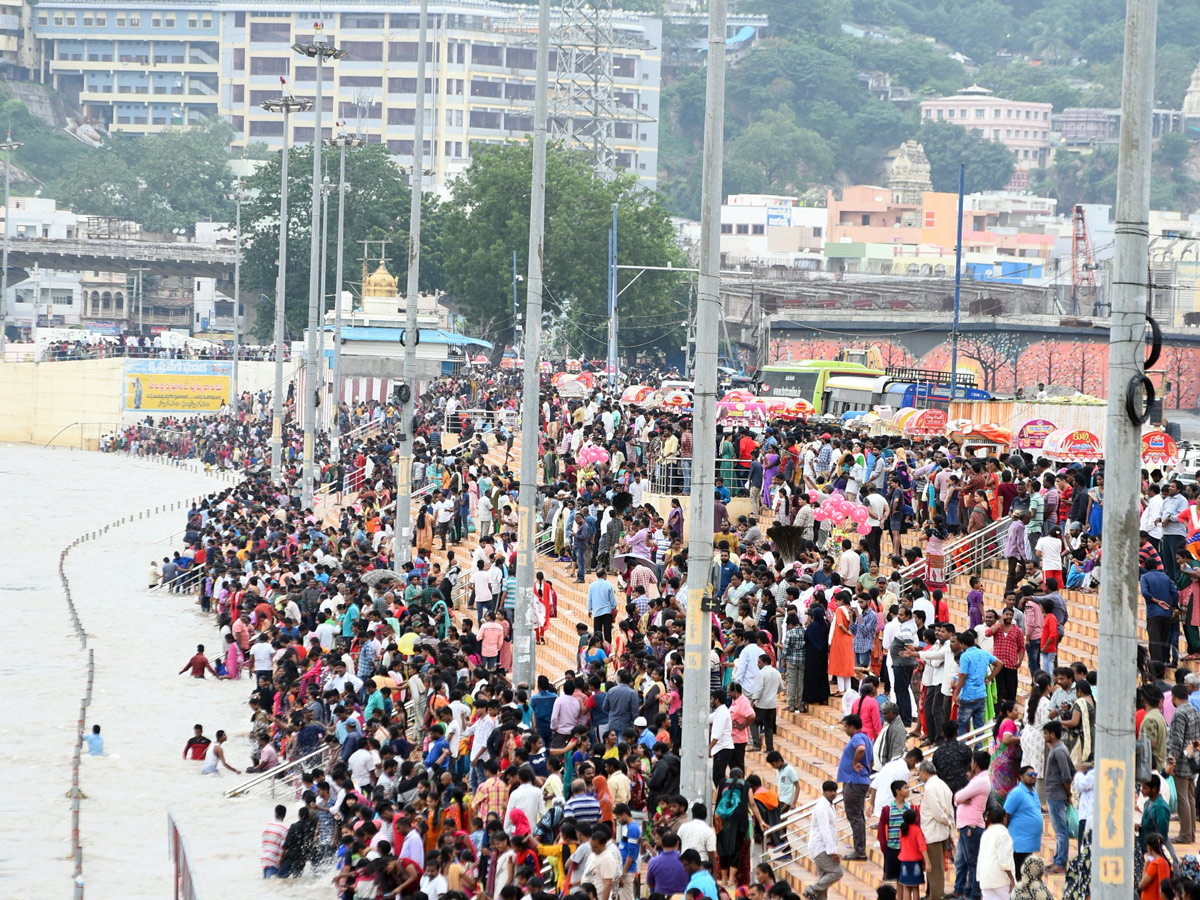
[851,506,869,523]
[813,508,827,521]
[856,522,871,536]
[807,491,819,502]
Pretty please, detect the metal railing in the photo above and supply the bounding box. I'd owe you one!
[223,745,328,799]
[443,407,518,436]
[898,514,1013,592]
[152,564,206,594]
[760,722,994,867]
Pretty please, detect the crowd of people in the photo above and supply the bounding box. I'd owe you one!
[134,365,1200,900]
[31,332,283,362]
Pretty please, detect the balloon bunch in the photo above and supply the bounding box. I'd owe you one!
[811,491,872,537]
[578,445,610,465]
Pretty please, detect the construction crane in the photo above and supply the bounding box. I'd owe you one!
[1070,204,1101,315]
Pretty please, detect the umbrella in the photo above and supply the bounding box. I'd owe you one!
[610,551,656,575]
[372,674,399,689]
[620,384,651,405]
[1015,418,1057,451]
[1142,430,1179,465]
[716,400,769,428]
[723,388,757,402]
[897,407,947,437]
[362,569,399,587]
[1041,428,1103,462]
[659,389,692,409]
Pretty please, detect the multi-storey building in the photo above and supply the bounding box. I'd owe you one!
[32,0,663,190]
[919,85,1052,188]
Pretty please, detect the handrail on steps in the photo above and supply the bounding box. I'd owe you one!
[223,746,327,798]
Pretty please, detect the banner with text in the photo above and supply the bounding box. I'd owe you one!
[124,359,231,412]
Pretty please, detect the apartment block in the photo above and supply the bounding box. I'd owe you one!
[32,0,663,189]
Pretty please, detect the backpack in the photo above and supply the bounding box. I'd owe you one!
[715,781,744,818]
[534,802,564,843]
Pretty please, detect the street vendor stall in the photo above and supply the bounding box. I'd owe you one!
[1041,427,1104,462]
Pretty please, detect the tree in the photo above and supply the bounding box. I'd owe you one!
[242,143,440,339]
[441,142,685,360]
[1159,343,1200,409]
[728,108,834,190]
[59,122,235,232]
[955,332,1025,392]
[916,122,1016,193]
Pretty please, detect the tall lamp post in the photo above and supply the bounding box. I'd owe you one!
[295,23,345,510]
[0,129,21,360]
[393,0,429,573]
[262,92,313,486]
[228,182,253,419]
[324,132,363,465]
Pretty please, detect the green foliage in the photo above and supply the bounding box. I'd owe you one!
[58,122,235,232]
[441,143,684,358]
[241,143,439,340]
[915,121,1016,192]
[0,92,90,198]
[728,108,834,190]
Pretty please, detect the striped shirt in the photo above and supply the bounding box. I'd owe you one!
[261,821,288,869]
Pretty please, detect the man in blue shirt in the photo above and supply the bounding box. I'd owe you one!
[615,804,642,897]
[1003,765,1044,868]
[587,568,618,642]
[1142,557,1179,666]
[837,713,873,860]
[952,630,1002,735]
[646,831,688,895]
[714,546,738,598]
[681,848,719,900]
[530,675,559,749]
[85,724,104,756]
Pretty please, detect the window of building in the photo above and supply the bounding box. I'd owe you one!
[83,15,93,26]
[506,48,535,69]
[1006,109,1012,118]
[249,89,277,106]
[505,113,531,131]
[720,223,732,234]
[812,227,822,238]
[95,14,105,26]
[202,16,212,28]
[234,48,245,70]
[389,13,421,28]
[115,15,124,26]
[341,40,383,61]
[444,108,462,127]
[249,120,285,138]
[472,44,502,66]
[232,84,244,102]
[388,107,415,125]
[974,108,985,118]
[993,108,1001,118]
[1024,130,1029,138]
[164,16,175,27]
[946,109,953,118]
[341,75,382,88]
[188,16,198,28]
[751,224,765,235]
[505,82,534,101]
[993,129,1000,139]
[250,22,290,42]
[65,15,75,25]
[613,56,634,78]
[860,214,870,226]
[129,15,139,27]
[936,109,943,120]
[342,14,383,29]
[1023,149,1030,158]
[960,108,966,117]
[151,16,161,28]
[38,14,47,25]
[924,210,936,228]
[388,139,414,154]
[470,79,502,98]
[250,57,289,76]
[1025,109,1031,118]
[235,12,245,26]
[469,109,501,128]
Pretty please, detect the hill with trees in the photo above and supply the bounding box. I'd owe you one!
[659,0,1200,216]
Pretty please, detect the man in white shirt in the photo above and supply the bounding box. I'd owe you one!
[1142,484,1164,543]
[347,742,376,789]
[708,690,734,785]
[505,766,546,832]
[470,560,494,623]
[836,540,861,585]
[806,781,844,900]
[918,760,955,900]
[677,803,719,870]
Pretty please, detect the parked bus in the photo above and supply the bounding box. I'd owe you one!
[821,367,989,419]
[758,360,882,414]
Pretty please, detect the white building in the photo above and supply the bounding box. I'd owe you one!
[719,194,825,269]
[1,197,83,332]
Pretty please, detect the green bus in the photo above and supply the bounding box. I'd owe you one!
[758,359,883,414]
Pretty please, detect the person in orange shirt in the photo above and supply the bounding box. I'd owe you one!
[1140,833,1170,900]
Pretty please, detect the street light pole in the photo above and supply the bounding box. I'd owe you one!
[394,0,428,573]
[325,133,362,465]
[317,175,331,432]
[679,0,727,810]
[1094,0,1156,895]
[513,0,551,688]
[295,23,344,511]
[262,92,313,486]
[229,183,252,419]
[0,130,22,360]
